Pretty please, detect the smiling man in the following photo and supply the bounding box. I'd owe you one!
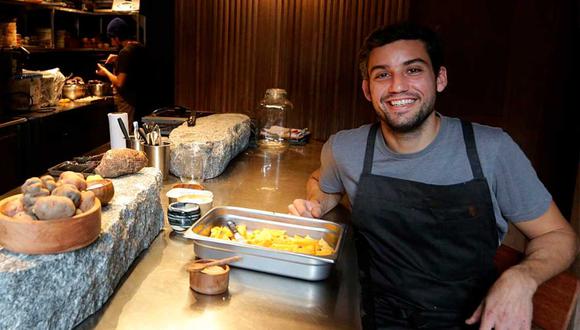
[289,23,578,329]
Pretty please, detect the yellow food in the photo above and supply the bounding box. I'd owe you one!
[209,225,334,256]
[86,174,104,182]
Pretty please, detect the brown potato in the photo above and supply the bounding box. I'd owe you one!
[44,180,57,192]
[32,196,76,220]
[40,175,57,192]
[78,191,96,212]
[2,198,24,217]
[22,182,44,195]
[40,175,55,182]
[59,171,84,181]
[58,175,87,191]
[51,184,81,207]
[22,188,50,209]
[21,177,42,193]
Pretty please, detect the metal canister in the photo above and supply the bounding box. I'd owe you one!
[167,202,201,233]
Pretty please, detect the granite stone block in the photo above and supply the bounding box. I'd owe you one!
[0,168,164,329]
[169,113,250,180]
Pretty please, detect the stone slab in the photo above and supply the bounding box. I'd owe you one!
[169,113,250,180]
[0,167,164,329]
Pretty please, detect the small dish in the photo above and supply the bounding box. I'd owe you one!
[167,188,212,205]
[188,259,230,295]
[86,179,115,205]
[177,190,213,216]
[173,183,205,190]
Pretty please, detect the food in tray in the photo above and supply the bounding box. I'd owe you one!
[0,171,110,221]
[209,225,335,256]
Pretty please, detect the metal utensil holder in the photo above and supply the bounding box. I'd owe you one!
[143,141,171,179]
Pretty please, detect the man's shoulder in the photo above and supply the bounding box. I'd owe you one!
[120,42,145,55]
[442,116,507,144]
[331,123,373,146]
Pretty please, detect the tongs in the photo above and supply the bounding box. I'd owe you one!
[141,122,161,146]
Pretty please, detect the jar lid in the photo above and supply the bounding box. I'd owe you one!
[265,88,287,99]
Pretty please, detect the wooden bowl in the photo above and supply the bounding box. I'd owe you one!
[189,259,230,295]
[0,194,101,254]
[86,179,114,205]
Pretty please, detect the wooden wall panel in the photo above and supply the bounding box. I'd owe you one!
[175,0,409,140]
[408,0,579,217]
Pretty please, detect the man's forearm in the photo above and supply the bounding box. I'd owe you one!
[514,228,578,288]
[306,169,342,216]
[512,202,579,288]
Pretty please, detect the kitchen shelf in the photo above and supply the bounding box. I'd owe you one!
[0,1,138,15]
[26,47,116,53]
[0,0,146,48]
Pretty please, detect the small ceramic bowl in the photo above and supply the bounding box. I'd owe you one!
[176,190,213,216]
[86,179,114,205]
[173,183,205,190]
[189,259,230,295]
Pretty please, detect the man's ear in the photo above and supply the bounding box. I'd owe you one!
[436,66,448,92]
[362,80,372,101]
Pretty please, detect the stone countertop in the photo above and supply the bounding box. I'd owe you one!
[76,142,360,330]
[0,167,165,329]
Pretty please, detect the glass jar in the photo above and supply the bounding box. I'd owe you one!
[256,88,292,149]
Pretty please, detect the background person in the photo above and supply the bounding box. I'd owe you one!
[96,17,148,125]
[289,23,578,329]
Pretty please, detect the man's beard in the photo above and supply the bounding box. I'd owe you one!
[377,95,436,133]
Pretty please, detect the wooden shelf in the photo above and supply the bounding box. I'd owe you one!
[26,47,116,53]
[0,0,139,15]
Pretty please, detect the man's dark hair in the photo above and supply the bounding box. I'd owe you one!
[107,17,130,41]
[358,22,444,79]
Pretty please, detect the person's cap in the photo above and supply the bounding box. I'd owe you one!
[107,18,129,39]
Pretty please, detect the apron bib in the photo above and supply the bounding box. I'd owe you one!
[352,121,498,329]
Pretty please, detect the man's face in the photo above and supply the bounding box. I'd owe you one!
[110,37,120,47]
[362,39,447,133]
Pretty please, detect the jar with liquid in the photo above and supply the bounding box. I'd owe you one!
[256,88,292,149]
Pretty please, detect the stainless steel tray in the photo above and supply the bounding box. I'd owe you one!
[184,206,346,281]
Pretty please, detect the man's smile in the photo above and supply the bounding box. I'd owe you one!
[387,98,417,107]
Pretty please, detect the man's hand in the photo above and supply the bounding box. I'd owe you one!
[467,202,578,329]
[288,199,322,218]
[95,63,109,77]
[466,267,537,329]
[105,54,118,64]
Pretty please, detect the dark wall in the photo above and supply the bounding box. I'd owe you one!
[174,0,409,140]
[167,0,578,217]
[141,0,175,111]
[408,0,579,217]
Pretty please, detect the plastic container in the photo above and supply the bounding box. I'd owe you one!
[256,88,292,149]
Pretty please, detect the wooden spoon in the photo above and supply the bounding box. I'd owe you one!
[187,256,242,273]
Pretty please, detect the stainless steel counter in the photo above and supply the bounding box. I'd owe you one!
[77,142,360,330]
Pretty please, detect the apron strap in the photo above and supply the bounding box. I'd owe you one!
[362,123,380,175]
[460,120,484,179]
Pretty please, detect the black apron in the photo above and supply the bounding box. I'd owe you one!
[352,121,499,329]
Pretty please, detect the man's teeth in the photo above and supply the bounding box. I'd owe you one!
[389,99,415,106]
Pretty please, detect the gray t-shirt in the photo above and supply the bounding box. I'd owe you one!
[320,114,552,241]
